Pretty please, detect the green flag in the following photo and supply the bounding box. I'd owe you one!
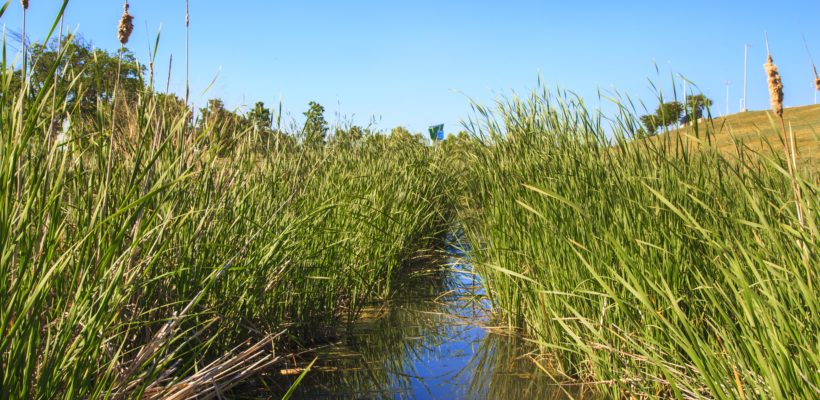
[428,124,444,141]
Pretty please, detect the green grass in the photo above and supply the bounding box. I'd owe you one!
[459,86,818,398]
[0,13,454,398]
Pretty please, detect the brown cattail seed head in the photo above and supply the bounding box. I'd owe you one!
[21,0,28,10]
[117,2,134,45]
[815,66,820,91]
[764,55,783,117]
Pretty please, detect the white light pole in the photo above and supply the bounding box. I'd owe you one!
[725,80,732,116]
[743,44,751,112]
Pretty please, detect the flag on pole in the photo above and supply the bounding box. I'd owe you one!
[428,124,444,141]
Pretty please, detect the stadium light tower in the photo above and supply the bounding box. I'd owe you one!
[743,44,751,112]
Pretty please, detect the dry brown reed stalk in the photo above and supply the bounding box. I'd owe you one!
[143,334,285,400]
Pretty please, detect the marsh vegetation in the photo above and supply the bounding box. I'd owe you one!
[1,2,818,399]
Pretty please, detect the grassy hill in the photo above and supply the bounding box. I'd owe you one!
[664,104,820,172]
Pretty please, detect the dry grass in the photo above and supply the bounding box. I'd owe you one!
[666,104,820,172]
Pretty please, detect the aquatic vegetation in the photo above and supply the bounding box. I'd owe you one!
[459,83,818,398]
[0,5,452,397]
[2,2,818,399]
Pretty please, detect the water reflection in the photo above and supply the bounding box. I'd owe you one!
[268,238,583,399]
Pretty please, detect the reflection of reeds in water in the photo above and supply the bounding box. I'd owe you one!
[271,266,458,398]
[268,261,577,399]
[462,331,589,400]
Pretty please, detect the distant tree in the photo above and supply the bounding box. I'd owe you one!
[199,99,227,128]
[199,98,245,151]
[303,101,328,147]
[389,126,413,141]
[333,125,364,148]
[365,131,389,147]
[639,114,659,136]
[389,126,424,147]
[655,101,683,128]
[156,92,189,123]
[247,101,272,131]
[27,37,144,114]
[681,94,712,123]
[441,130,476,151]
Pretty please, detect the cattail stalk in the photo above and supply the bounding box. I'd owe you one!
[185,0,190,107]
[183,0,192,170]
[17,0,29,200]
[102,1,132,221]
[765,39,809,270]
[20,1,27,70]
[802,36,820,92]
[764,55,784,118]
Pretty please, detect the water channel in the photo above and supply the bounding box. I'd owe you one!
[266,234,585,399]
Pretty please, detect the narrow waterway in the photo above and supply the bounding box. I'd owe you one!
[270,234,583,399]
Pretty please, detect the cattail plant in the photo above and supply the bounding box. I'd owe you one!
[764,54,784,117]
[19,1,27,59]
[117,1,133,45]
[185,0,190,106]
[20,1,27,61]
[17,0,29,199]
[802,36,820,93]
[103,0,133,219]
[764,37,807,248]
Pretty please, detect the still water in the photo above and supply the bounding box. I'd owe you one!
[270,237,584,399]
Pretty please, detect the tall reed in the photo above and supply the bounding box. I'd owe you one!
[459,83,818,398]
[0,5,453,398]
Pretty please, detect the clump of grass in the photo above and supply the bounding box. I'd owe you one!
[0,4,453,398]
[459,80,818,398]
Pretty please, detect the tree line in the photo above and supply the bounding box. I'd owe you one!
[639,94,713,136]
[15,36,442,153]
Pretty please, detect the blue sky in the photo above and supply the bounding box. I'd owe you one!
[2,1,819,133]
